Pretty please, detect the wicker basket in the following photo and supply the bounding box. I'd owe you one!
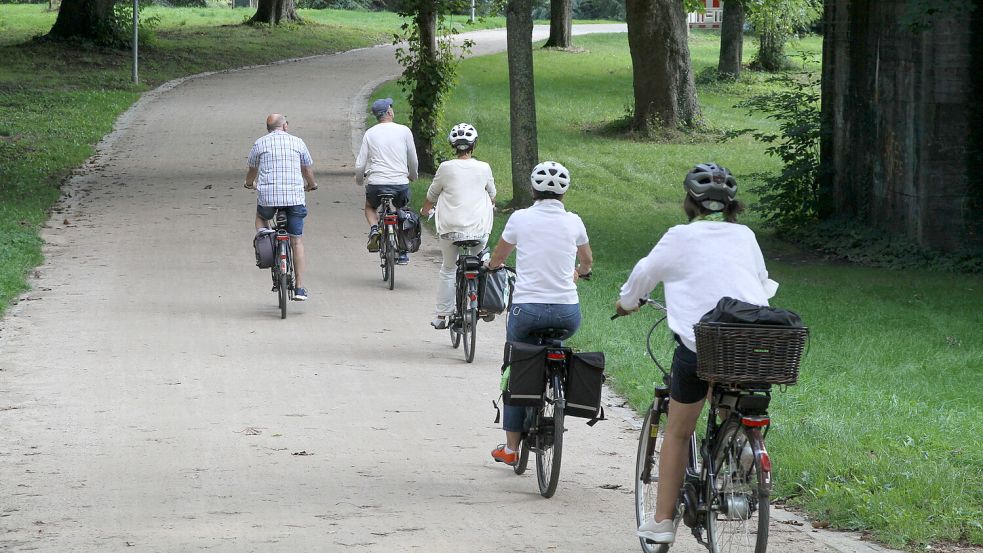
[694,323,808,385]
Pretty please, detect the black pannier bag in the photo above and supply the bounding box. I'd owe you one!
[478,267,515,315]
[565,352,606,425]
[253,229,276,269]
[501,341,547,406]
[396,208,422,253]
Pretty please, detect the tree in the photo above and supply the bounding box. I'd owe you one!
[717,0,746,78]
[250,0,300,24]
[505,0,538,207]
[625,0,700,132]
[745,0,820,71]
[543,0,572,49]
[393,1,471,174]
[46,0,117,43]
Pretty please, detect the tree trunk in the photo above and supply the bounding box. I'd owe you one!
[543,0,572,48]
[410,7,439,174]
[47,0,116,42]
[250,0,300,24]
[506,0,537,208]
[625,0,700,132]
[717,0,745,78]
[756,28,786,71]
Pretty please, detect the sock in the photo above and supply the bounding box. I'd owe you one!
[504,447,515,454]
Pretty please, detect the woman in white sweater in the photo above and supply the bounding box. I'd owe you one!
[616,163,778,545]
[420,124,496,329]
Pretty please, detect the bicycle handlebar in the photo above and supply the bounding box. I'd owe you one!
[610,297,665,320]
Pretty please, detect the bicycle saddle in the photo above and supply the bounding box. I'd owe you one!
[454,239,482,248]
[378,193,396,200]
[528,327,569,342]
[273,211,288,229]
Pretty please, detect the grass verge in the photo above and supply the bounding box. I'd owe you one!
[377,31,983,549]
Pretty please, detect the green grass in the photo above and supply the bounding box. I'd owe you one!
[0,4,500,314]
[378,31,983,549]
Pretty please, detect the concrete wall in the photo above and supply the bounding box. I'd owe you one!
[820,0,981,252]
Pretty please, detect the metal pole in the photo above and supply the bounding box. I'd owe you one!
[470,0,474,22]
[132,0,138,84]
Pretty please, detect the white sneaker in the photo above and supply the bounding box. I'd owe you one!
[431,317,448,330]
[637,518,676,544]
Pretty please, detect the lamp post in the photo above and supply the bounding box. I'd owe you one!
[470,0,475,22]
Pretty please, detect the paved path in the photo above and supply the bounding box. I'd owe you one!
[1,24,889,553]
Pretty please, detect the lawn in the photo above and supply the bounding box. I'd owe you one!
[376,31,983,549]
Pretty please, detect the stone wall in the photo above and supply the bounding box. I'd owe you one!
[820,0,981,252]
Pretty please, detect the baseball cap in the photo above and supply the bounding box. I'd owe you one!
[371,98,393,117]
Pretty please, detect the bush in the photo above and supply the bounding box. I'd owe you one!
[732,71,820,230]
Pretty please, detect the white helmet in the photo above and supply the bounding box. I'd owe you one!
[448,123,478,151]
[530,161,571,194]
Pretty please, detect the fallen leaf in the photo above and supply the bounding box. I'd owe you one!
[292,450,313,456]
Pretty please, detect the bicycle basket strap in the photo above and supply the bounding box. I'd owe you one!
[566,352,606,425]
[501,341,547,406]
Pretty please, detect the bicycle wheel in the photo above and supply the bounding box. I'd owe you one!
[278,271,287,319]
[385,233,396,290]
[380,240,389,281]
[535,374,564,498]
[706,422,770,553]
[514,435,530,475]
[462,307,477,363]
[635,405,671,553]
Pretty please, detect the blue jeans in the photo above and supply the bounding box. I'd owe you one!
[502,303,581,432]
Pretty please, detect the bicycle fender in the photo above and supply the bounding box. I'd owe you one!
[746,428,773,495]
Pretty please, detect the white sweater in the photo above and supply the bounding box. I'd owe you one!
[619,221,778,351]
[426,158,496,239]
[354,122,419,186]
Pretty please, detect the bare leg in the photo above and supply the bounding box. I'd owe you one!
[654,398,705,522]
[291,236,305,289]
[506,430,522,451]
[364,200,378,227]
[255,213,267,231]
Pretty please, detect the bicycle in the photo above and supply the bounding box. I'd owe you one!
[268,210,295,319]
[374,193,400,291]
[509,328,571,498]
[447,240,485,363]
[621,298,806,553]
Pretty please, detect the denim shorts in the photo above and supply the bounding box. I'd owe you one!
[366,184,410,210]
[502,302,582,432]
[257,204,307,236]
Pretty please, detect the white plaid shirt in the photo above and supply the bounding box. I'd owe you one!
[247,130,313,207]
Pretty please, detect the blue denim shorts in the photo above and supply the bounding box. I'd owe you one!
[366,184,410,210]
[257,204,307,236]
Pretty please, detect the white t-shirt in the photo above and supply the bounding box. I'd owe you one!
[619,221,778,351]
[427,158,496,239]
[354,122,419,186]
[502,200,589,305]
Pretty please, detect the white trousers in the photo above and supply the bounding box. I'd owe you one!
[435,236,488,316]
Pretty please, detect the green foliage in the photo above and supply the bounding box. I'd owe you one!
[733,71,820,230]
[392,5,473,172]
[745,0,821,70]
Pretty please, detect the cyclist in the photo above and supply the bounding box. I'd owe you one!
[615,163,778,544]
[485,161,593,466]
[245,113,318,301]
[354,97,419,265]
[419,123,496,329]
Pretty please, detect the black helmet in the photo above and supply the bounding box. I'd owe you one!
[683,162,737,212]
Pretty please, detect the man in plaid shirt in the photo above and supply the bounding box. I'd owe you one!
[245,113,318,301]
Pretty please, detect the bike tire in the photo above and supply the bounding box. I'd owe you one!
[706,422,770,553]
[278,271,287,319]
[462,308,477,363]
[514,436,530,475]
[385,233,396,291]
[536,374,564,498]
[635,405,671,553]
